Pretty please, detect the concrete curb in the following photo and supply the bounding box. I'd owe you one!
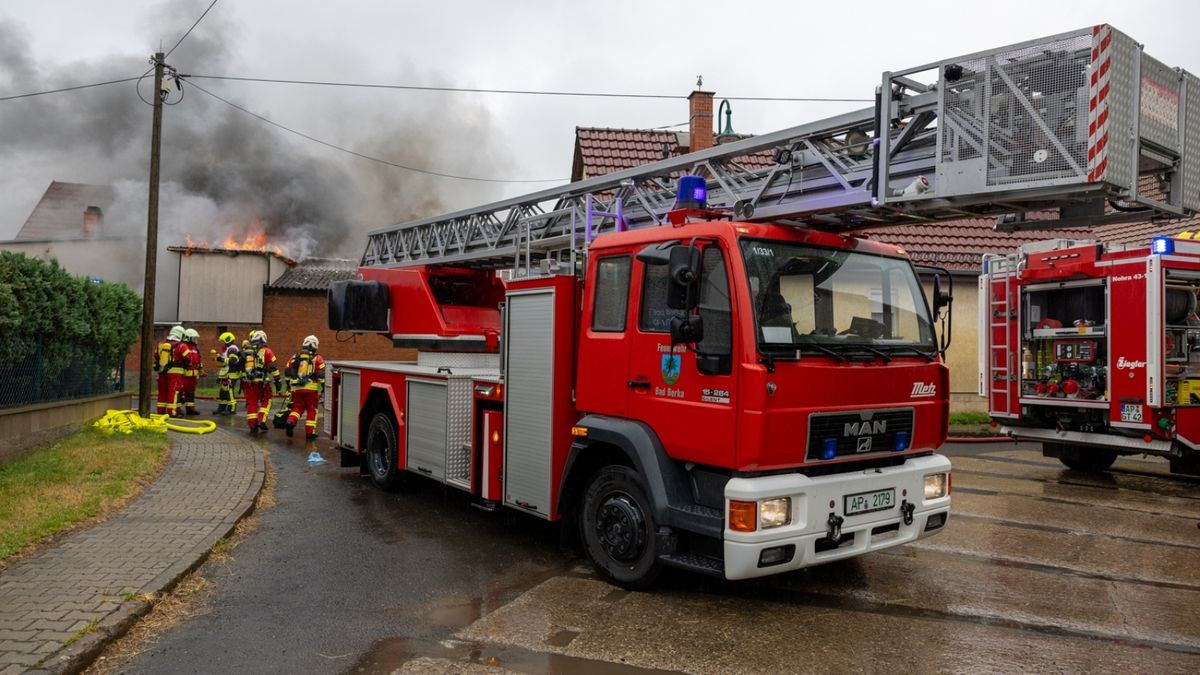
[41,430,266,675]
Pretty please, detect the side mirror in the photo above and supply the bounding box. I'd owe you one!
[668,245,700,310]
[933,273,953,316]
[670,314,704,345]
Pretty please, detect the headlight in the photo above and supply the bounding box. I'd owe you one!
[760,497,791,529]
[924,473,948,500]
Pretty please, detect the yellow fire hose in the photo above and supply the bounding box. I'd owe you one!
[94,409,217,435]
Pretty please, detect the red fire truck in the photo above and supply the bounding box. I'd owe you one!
[981,235,1200,476]
[327,25,1197,585]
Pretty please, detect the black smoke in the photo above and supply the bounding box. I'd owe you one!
[0,1,512,260]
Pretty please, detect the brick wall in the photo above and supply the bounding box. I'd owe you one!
[261,289,413,362]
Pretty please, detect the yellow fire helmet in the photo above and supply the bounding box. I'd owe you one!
[219,331,236,345]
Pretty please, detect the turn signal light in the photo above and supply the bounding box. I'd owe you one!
[729,500,757,532]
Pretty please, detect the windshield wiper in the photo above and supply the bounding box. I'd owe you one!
[795,343,846,362]
[840,344,892,362]
[882,345,937,362]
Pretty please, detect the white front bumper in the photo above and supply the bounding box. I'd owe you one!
[723,454,952,580]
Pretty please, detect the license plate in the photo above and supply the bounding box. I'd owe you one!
[844,488,896,516]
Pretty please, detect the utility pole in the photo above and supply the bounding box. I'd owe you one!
[138,52,165,416]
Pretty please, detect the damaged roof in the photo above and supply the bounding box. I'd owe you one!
[269,257,359,291]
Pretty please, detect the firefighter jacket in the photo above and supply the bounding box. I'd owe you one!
[168,341,196,375]
[285,351,326,391]
[216,344,243,380]
[155,338,178,373]
[243,346,281,384]
[184,344,203,378]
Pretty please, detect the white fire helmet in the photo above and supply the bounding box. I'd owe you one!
[250,330,268,345]
[184,328,199,343]
[302,335,319,351]
[169,325,185,341]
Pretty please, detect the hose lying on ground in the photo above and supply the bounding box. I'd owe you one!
[94,409,216,435]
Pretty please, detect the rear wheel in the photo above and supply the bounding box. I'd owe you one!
[365,411,401,490]
[580,465,661,590]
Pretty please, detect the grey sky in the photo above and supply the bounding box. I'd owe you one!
[2,0,1198,251]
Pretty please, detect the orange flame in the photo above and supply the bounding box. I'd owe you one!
[182,220,286,258]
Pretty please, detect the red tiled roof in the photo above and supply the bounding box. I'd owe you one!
[572,127,773,182]
[860,220,1091,271]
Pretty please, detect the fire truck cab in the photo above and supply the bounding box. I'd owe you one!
[981,236,1200,476]
[328,211,953,587]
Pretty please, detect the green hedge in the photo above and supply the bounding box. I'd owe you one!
[0,252,141,404]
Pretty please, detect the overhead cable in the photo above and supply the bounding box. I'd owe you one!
[187,80,567,184]
[0,77,142,102]
[165,0,221,58]
[182,75,874,103]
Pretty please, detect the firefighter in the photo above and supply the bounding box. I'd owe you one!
[285,335,326,439]
[242,330,283,434]
[154,325,185,415]
[180,328,203,415]
[167,328,197,418]
[212,331,242,415]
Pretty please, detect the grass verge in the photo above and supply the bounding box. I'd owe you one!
[949,411,992,425]
[0,427,169,563]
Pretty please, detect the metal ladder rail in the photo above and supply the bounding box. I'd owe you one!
[987,255,1020,414]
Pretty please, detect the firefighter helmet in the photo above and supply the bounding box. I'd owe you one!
[219,331,236,345]
[169,325,185,341]
[302,335,319,351]
[184,328,199,343]
[250,330,267,345]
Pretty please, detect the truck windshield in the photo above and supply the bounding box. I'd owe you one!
[740,239,936,356]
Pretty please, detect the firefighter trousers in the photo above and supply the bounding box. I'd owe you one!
[287,389,320,436]
[163,372,185,416]
[181,376,198,413]
[156,371,173,414]
[243,381,273,429]
[218,378,238,412]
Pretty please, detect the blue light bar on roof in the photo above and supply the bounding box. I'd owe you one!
[1152,237,1174,255]
[675,175,707,209]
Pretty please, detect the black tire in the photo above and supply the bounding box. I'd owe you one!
[579,465,661,590]
[1058,447,1118,472]
[365,411,402,490]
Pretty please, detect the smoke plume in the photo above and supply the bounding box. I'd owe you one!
[0,1,513,261]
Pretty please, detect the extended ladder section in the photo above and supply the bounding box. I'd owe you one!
[362,25,1200,269]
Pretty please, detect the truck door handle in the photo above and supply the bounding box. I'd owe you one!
[627,379,651,389]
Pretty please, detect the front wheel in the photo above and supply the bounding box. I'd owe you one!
[579,465,662,590]
[365,412,401,490]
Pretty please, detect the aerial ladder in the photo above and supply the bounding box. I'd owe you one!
[361,24,1200,272]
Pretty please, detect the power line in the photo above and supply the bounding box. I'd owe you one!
[166,0,221,58]
[186,80,567,184]
[0,77,142,102]
[182,74,874,103]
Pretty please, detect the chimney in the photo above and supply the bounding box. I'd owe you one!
[82,205,103,236]
[688,89,715,153]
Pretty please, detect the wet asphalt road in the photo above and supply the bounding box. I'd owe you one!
[115,417,1200,674]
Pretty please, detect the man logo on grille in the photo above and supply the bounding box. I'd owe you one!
[856,436,873,453]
